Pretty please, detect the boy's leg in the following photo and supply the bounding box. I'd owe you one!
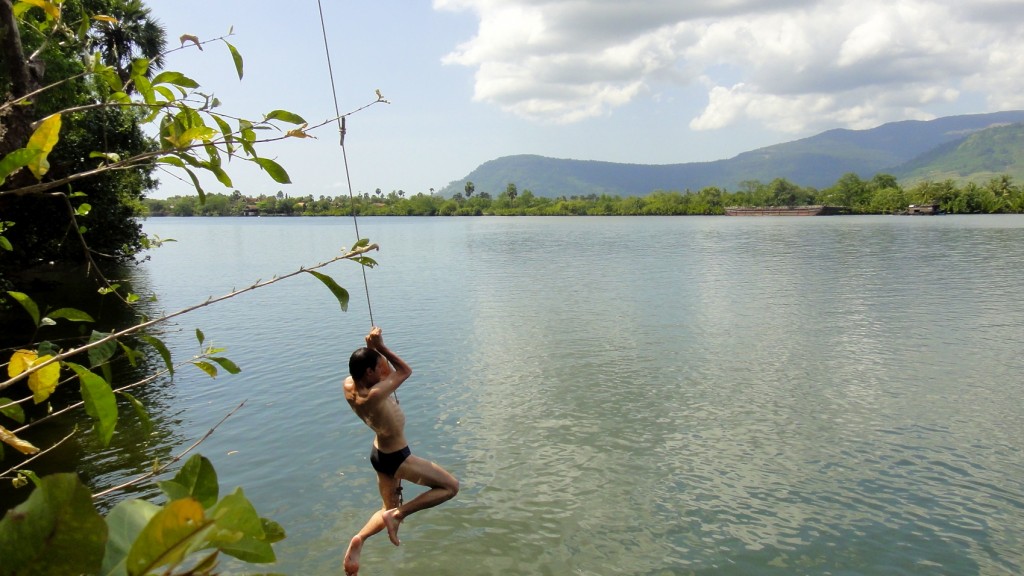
[382,455,459,542]
[343,473,404,575]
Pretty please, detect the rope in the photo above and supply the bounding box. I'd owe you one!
[317,5,401,503]
[317,0,374,328]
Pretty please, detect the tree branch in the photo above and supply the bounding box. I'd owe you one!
[91,400,246,500]
[0,427,76,481]
[0,242,379,392]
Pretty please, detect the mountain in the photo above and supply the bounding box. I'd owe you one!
[439,111,1024,198]
[893,122,1024,184]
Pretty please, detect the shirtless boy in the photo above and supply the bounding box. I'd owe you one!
[342,327,459,575]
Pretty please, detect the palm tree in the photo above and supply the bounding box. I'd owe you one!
[88,0,166,87]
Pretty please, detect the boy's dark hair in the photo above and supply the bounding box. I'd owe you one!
[349,347,382,381]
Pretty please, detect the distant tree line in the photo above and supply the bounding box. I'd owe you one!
[143,173,1024,217]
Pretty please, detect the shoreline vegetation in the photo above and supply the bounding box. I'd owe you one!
[144,173,1024,217]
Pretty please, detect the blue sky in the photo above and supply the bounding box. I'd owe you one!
[149,1,1024,199]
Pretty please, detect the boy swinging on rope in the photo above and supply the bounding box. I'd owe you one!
[342,326,459,575]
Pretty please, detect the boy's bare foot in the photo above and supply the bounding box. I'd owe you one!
[382,508,402,546]
[343,535,363,575]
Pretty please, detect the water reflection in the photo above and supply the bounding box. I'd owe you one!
[0,262,186,511]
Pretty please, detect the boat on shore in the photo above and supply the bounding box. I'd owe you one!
[902,204,943,215]
[724,205,847,216]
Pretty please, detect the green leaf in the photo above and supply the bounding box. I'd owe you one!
[217,533,275,564]
[0,473,107,575]
[109,90,132,104]
[37,341,58,356]
[0,397,25,424]
[119,391,152,437]
[203,142,222,165]
[101,362,113,387]
[304,270,349,312]
[208,488,275,563]
[156,480,191,504]
[118,341,138,367]
[75,202,92,216]
[209,357,241,375]
[0,235,12,251]
[195,328,205,346]
[151,71,199,89]
[212,115,234,152]
[182,167,206,204]
[193,360,218,378]
[16,469,41,488]
[261,517,287,544]
[141,335,173,376]
[137,80,155,105]
[224,40,244,80]
[126,497,212,576]
[67,362,118,447]
[87,331,117,368]
[210,164,232,187]
[264,110,306,124]
[157,155,185,168]
[162,454,219,508]
[89,151,120,162]
[45,307,95,323]
[154,85,176,102]
[6,290,40,326]
[101,499,160,576]
[76,11,90,40]
[92,61,120,91]
[0,148,40,183]
[238,119,256,143]
[253,157,291,183]
[186,549,221,574]
[130,58,150,79]
[180,126,217,143]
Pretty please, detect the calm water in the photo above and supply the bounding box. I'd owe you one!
[20,216,1024,574]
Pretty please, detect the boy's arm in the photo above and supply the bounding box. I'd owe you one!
[376,343,412,396]
[366,328,412,398]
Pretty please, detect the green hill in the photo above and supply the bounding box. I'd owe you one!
[439,111,1024,198]
[893,122,1024,185]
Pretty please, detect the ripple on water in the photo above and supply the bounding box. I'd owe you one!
[63,216,1024,575]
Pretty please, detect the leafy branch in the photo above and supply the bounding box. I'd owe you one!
[1,240,378,393]
[91,399,246,500]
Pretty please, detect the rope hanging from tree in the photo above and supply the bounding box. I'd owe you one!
[316,1,402,506]
[316,0,374,327]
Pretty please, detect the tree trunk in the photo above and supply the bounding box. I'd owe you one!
[0,0,31,97]
[0,0,40,181]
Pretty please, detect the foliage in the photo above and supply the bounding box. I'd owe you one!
[0,455,285,576]
[0,0,161,269]
[145,173,1024,217]
[1,1,384,572]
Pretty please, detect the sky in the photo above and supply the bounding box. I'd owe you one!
[147,0,1024,199]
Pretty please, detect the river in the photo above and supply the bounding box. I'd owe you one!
[8,215,1024,575]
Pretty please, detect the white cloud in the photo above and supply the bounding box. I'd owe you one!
[435,0,1024,132]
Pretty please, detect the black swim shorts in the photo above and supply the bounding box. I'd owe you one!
[370,445,411,477]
